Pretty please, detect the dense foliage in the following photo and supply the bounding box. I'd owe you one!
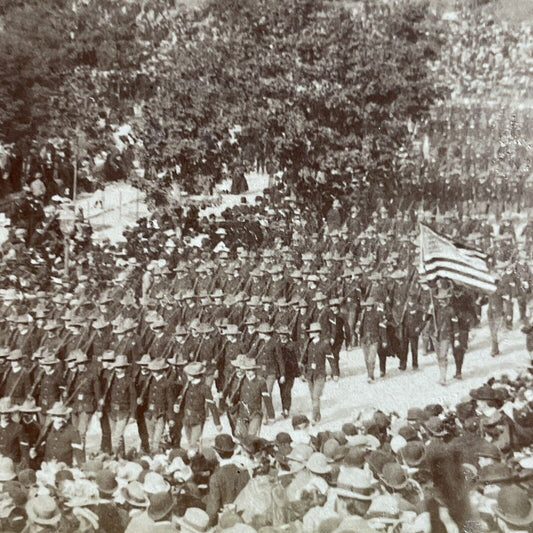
[0,0,444,210]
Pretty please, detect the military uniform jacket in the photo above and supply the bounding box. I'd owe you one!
[70,369,101,414]
[359,308,387,345]
[181,381,220,426]
[279,340,300,379]
[251,338,285,379]
[428,305,458,342]
[0,421,28,463]
[43,423,84,467]
[403,302,425,338]
[107,375,136,419]
[235,376,274,420]
[145,376,173,420]
[36,368,62,411]
[2,368,31,403]
[301,339,334,379]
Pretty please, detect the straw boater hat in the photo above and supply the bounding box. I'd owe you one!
[120,481,149,508]
[25,495,62,527]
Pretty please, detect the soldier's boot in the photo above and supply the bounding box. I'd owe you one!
[491,341,500,357]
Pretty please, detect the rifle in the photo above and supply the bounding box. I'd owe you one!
[8,362,37,398]
[64,374,93,406]
[27,368,44,399]
[32,422,52,451]
[137,374,153,407]
[174,381,190,414]
[100,373,115,409]
[191,338,204,363]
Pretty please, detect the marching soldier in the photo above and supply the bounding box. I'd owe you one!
[143,358,173,454]
[227,357,274,439]
[133,354,151,453]
[19,398,42,468]
[33,354,62,422]
[300,322,334,423]
[2,349,31,404]
[426,288,459,386]
[358,297,388,381]
[402,293,425,371]
[167,353,187,448]
[98,349,116,454]
[277,325,300,418]
[328,298,346,378]
[0,397,29,465]
[69,352,101,451]
[104,355,136,457]
[179,362,222,451]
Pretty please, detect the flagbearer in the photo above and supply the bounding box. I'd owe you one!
[426,288,459,386]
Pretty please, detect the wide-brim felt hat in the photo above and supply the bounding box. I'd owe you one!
[111,355,130,368]
[18,398,42,413]
[120,481,149,508]
[240,358,260,371]
[184,362,205,376]
[148,358,169,372]
[46,402,72,417]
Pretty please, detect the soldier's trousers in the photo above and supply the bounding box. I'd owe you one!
[362,341,378,379]
[109,412,128,456]
[488,316,503,355]
[72,411,92,448]
[403,336,419,369]
[504,299,514,329]
[136,407,149,453]
[307,375,325,422]
[184,423,204,450]
[518,296,528,322]
[168,415,183,448]
[236,414,262,439]
[144,414,165,454]
[452,330,468,376]
[279,376,295,413]
[100,412,112,454]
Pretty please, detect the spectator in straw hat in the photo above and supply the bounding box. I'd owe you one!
[24,494,64,533]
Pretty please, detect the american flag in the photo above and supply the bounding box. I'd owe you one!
[419,223,497,294]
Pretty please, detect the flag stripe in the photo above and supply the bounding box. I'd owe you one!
[421,262,497,286]
[419,223,496,294]
[423,257,493,277]
[421,268,497,293]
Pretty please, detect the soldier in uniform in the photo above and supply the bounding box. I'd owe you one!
[31,401,84,467]
[451,287,477,380]
[2,349,31,404]
[402,292,425,371]
[179,362,221,451]
[98,349,115,454]
[228,357,274,439]
[0,397,29,465]
[328,298,345,378]
[69,352,101,451]
[33,354,62,423]
[133,354,151,453]
[426,288,459,386]
[300,322,333,423]
[104,355,136,457]
[167,353,187,448]
[18,398,42,469]
[143,358,173,454]
[487,279,505,357]
[277,325,300,418]
[358,297,388,381]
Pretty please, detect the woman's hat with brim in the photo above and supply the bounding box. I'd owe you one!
[120,481,149,508]
[25,495,61,527]
[306,452,332,475]
[399,441,426,467]
[494,485,533,527]
[336,467,379,500]
[147,491,175,522]
[379,462,409,490]
[423,417,446,437]
[175,507,211,533]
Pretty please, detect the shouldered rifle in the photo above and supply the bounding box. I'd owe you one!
[137,374,153,406]
[32,422,52,451]
[9,362,37,397]
[100,372,115,408]
[27,368,44,399]
[192,338,204,362]
[174,380,190,414]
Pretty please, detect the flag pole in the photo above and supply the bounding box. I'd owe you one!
[420,222,437,331]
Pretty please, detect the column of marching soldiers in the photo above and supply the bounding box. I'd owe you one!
[0,213,531,465]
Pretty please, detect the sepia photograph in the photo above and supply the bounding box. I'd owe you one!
[0,0,533,531]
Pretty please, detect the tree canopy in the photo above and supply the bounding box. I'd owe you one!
[0,0,445,210]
